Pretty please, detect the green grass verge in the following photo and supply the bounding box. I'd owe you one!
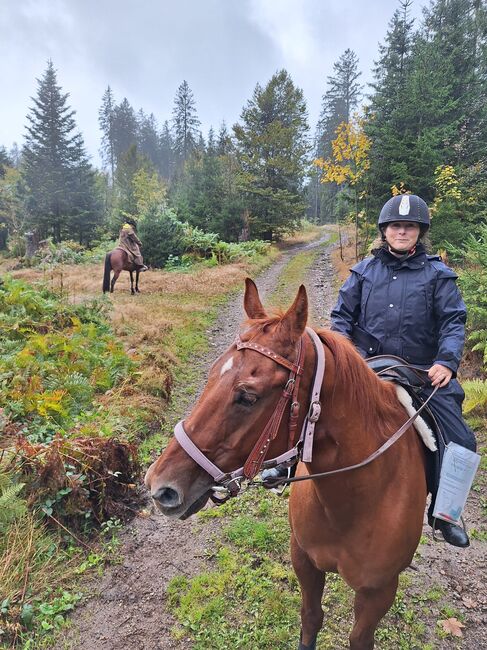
[167,490,464,649]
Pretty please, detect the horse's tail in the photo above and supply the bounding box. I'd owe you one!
[102,252,112,293]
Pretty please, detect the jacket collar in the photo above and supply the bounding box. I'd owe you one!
[372,243,428,269]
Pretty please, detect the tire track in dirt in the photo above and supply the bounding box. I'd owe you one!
[54,236,335,650]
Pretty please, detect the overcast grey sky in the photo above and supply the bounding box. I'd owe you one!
[0,0,427,165]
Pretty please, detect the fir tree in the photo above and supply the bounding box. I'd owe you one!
[22,60,100,242]
[137,110,161,172]
[310,49,362,223]
[234,69,310,240]
[98,85,116,179]
[112,98,138,165]
[159,121,175,180]
[172,80,201,163]
[317,48,362,158]
[217,122,233,155]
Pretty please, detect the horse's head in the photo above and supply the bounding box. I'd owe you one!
[145,278,308,519]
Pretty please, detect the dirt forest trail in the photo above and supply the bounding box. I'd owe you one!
[53,234,336,650]
[53,234,487,650]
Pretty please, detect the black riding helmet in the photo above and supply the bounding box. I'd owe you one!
[378,194,430,240]
[378,194,430,228]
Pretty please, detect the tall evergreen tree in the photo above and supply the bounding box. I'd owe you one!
[217,122,234,155]
[172,80,201,163]
[366,1,417,205]
[310,49,362,223]
[137,110,161,171]
[98,85,116,179]
[22,60,100,242]
[112,98,138,165]
[0,146,11,178]
[159,120,175,180]
[317,48,362,158]
[234,69,310,240]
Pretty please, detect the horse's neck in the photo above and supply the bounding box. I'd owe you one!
[314,344,399,470]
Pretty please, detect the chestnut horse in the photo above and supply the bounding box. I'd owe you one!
[102,248,141,294]
[145,279,427,649]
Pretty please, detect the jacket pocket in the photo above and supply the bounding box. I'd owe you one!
[402,344,435,365]
[352,325,382,355]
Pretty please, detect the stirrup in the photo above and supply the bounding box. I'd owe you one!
[430,515,469,545]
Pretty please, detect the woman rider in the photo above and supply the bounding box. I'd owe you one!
[330,194,476,547]
[264,194,475,547]
[118,223,148,271]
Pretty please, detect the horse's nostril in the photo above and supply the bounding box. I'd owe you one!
[152,486,182,509]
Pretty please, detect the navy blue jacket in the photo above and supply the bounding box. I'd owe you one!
[330,245,467,373]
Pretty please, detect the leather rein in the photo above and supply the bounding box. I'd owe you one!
[174,327,438,499]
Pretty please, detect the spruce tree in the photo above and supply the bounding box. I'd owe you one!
[234,69,310,240]
[159,120,175,180]
[98,86,116,179]
[317,48,362,158]
[366,1,416,206]
[22,60,100,242]
[112,98,138,165]
[172,80,201,163]
[137,110,161,172]
[217,122,234,155]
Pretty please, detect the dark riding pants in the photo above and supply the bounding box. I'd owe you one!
[420,379,476,452]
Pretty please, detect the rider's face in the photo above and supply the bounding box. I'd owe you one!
[384,221,420,252]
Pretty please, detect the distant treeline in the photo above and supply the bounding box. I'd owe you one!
[0,0,486,260]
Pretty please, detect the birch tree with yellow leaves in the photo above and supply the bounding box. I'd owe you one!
[315,116,371,260]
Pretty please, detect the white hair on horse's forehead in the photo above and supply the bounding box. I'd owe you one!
[220,356,234,377]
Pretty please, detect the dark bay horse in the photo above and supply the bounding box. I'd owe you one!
[145,279,427,649]
[102,248,141,294]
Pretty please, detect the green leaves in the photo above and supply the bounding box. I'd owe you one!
[0,277,133,440]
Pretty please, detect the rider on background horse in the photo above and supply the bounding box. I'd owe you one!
[117,221,148,271]
[330,194,476,548]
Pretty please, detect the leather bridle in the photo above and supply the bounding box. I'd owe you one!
[174,327,325,498]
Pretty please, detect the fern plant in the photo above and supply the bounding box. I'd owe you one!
[463,379,487,415]
[0,468,26,533]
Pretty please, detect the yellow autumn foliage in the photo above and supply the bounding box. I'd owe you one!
[315,118,371,187]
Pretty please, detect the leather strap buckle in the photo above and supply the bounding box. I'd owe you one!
[308,401,321,422]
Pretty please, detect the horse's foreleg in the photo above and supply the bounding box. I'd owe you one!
[129,271,135,295]
[135,269,140,293]
[291,533,325,650]
[110,270,121,293]
[349,576,398,650]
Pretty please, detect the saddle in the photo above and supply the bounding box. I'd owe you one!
[366,355,446,497]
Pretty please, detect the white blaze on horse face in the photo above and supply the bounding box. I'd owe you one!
[220,355,234,377]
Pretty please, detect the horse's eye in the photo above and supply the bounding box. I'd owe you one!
[235,390,258,407]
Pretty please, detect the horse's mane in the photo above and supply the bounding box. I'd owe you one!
[316,329,401,434]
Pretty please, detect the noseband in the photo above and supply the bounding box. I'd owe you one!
[174,327,325,498]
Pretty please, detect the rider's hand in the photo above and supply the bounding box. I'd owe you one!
[428,364,453,388]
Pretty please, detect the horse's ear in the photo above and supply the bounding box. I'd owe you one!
[243,278,268,319]
[281,285,308,340]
